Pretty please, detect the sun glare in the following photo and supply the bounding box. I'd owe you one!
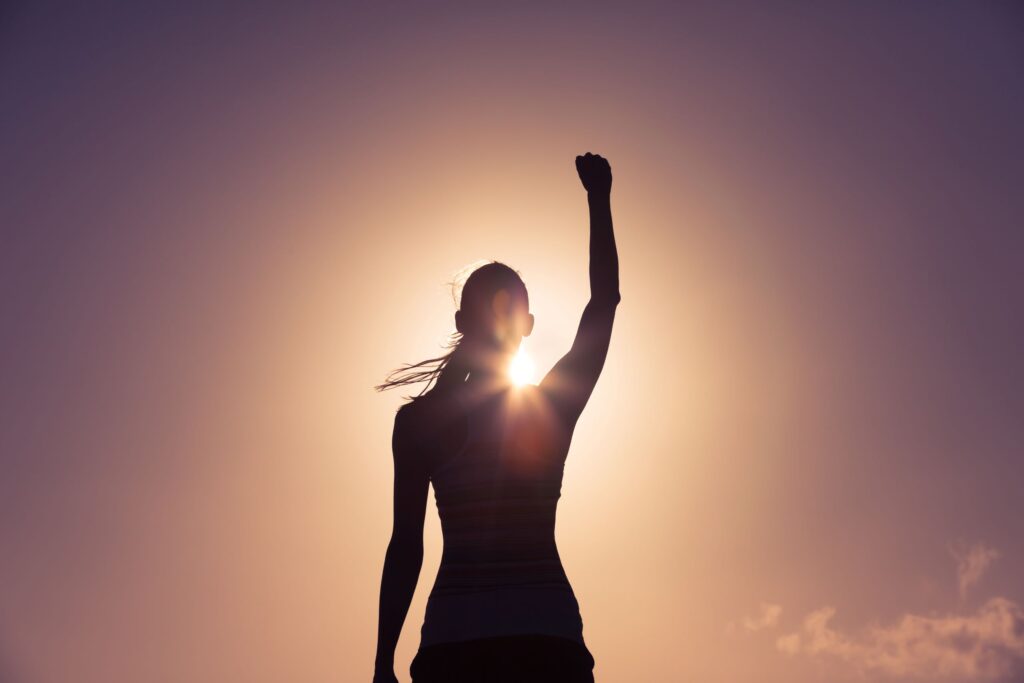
[509,348,536,386]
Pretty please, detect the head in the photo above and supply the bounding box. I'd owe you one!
[454,262,534,368]
[375,261,533,397]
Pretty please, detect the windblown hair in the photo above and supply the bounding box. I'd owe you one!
[375,260,527,399]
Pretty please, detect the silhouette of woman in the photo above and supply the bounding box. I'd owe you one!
[373,153,619,683]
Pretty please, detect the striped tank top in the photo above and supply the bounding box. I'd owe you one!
[419,384,586,647]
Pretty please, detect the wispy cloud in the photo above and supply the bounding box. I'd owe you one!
[950,541,1001,600]
[727,602,782,635]
[775,598,1024,681]
[768,542,1022,681]
[744,603,783,632]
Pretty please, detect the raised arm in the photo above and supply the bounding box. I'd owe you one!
[373,406,429,683]
[539,153,621,425]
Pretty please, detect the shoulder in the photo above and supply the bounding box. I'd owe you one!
[392,392,458,449]
[392,399,424,444]
[394,392,442,430]
[391,401,431,475]
[392,393,466,474]
[529,382,580,429]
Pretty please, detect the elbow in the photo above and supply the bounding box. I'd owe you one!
[592,290,621,308]
[388,533,424,559]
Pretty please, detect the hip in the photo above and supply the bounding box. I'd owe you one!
[411,634,595,683]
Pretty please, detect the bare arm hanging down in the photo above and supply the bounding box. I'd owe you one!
[373,406,428,683]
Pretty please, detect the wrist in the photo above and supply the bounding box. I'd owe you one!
[587,190,611,203]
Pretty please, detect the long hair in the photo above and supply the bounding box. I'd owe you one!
[375,260,527,399]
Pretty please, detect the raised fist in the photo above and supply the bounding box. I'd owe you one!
[575,152,612,195]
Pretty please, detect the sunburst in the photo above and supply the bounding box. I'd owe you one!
[508,347,536,386]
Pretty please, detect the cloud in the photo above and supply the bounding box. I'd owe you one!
[743,603,783,632]
[776,631,801,655]
[728,602,783,635]
[776,598,1024,681]
[951,541,1002,600]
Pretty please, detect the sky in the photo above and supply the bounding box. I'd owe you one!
[1,2,1022,682]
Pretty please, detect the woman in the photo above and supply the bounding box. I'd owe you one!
[373,153,620,683]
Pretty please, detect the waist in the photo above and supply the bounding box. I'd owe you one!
[420,584,585,648]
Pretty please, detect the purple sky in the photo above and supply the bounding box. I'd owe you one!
[1,3,1022,682]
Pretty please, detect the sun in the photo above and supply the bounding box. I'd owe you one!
[508,347,536,386]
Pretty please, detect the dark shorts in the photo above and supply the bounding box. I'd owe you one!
[410,634,595,683]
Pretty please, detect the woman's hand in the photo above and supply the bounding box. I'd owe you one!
[575,152,612,195]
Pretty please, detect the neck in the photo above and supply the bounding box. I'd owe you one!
[467,366,509,383]
[451,340,514,396]
[462,365,512,398]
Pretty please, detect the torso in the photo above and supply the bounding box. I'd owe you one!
[403,383,586,647]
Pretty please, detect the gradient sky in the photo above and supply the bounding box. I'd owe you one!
[2,3,1022,682]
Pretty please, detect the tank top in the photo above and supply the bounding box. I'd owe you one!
[419,384,586,648]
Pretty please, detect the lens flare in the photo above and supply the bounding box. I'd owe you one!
[508,347,536,386]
